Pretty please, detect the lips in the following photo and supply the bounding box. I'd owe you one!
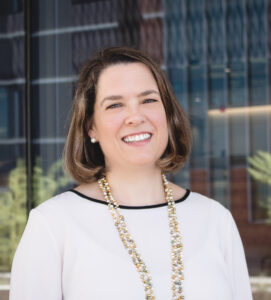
[122,132,152,143]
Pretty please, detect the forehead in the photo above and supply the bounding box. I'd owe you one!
[96,62,159,100]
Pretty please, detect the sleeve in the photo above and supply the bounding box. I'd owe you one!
[9,208,62,300]
[224,210,253,300]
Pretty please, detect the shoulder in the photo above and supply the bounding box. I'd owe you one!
[31,190,84,223]
[165,180,229,214]
[20,193,72,248]
[186,190,231,230]
[171,182,230,220]
[34,191,74,210]
[29,190,87,238]
[189,190,228,209]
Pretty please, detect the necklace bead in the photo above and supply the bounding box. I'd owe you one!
[98,174,184,299]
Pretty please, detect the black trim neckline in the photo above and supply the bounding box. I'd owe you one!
[69,188,190,210]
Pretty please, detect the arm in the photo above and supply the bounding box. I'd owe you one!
[224,210,253,300]
[9,209,62,300]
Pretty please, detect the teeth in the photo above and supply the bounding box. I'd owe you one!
[123,133,151,143]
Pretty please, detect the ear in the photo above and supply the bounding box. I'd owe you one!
[87,121,97,141]
[88,127,94,139]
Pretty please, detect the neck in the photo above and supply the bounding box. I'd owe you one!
[104,167,166,206]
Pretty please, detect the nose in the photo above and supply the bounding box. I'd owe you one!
[124,104,146,126]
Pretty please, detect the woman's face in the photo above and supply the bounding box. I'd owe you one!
[89,62,169,171]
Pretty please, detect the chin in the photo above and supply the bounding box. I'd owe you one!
[125,156,160,167]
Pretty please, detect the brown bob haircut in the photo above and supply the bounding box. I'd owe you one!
[63,46,192,183]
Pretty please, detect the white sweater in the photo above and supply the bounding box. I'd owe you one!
[10,189,253,300]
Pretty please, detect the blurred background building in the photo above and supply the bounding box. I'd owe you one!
[0,0,271,299]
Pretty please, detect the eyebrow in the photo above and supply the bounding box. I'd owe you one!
[101,89,160,106]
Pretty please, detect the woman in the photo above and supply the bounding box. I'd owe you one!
[10,47,253,300]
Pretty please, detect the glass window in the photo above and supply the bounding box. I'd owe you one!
[0,1,26,297]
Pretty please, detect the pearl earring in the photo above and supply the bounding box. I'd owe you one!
[91,137,96,143]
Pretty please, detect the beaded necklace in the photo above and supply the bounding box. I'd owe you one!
[98,174,184,299]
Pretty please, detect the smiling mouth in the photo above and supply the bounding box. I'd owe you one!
[122,133,152,143]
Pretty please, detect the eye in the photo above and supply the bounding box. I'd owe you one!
[106,103,122,109]
[144,99,158,104]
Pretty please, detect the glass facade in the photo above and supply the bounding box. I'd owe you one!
[0,0,271,297]
[0,0,27,280]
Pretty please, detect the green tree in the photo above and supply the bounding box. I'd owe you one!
[0,159,27,271]
[32,157,72,207]
[0,158,72,271]
[248,150,271,223]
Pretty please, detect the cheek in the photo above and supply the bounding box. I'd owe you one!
[151,109,168,132]
[96,114,122,138]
